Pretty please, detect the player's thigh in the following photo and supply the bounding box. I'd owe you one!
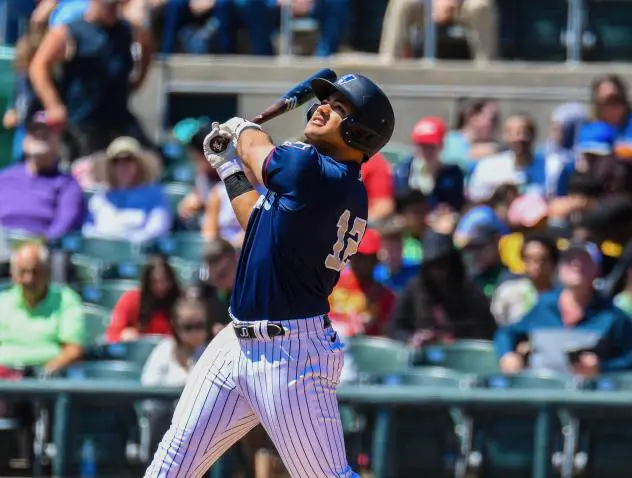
[247,335,357,477]
[145,327,259,478]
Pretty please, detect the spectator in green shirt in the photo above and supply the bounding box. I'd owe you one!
[0,243,85,374]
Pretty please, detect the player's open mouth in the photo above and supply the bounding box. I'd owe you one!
[311,115,326,127]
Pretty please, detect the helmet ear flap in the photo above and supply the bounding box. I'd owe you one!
[306,103,319,123]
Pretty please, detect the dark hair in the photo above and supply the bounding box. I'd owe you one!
[590,74,631,120]
[488,183,519,207]
[567,172,604,198]
[455,98,496,129]
[395,188,426,213]
[170,297,209,347]
[521,232,560,265]
[203,238,236,265]
[420,248,467,298]
[507,112,537,140]
[188,123,213,153]
[138,255,182,329]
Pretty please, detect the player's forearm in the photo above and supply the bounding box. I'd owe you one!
[230,189,262,230]
[237,129,275,185]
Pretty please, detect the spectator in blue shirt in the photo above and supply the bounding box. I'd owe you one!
[496,241,632,378]
[395,116,465,212]
[590,74,632,160]
[83,137,172,243]
[555,121,616,197]
[373,216,420,293]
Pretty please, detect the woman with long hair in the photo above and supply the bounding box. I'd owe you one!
[105,255,182,343]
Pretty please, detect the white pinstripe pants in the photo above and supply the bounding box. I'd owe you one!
[144,316,359,478]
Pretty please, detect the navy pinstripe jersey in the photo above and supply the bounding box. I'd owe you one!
[230,141,368,321]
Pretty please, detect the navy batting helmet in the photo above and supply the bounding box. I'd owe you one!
[309,73,395,158]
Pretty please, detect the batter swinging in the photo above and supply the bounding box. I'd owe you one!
[144,73,395,478]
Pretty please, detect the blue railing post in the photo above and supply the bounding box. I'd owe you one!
[566,0,583,64]
[279,0,293,57]
[52,393,71,478]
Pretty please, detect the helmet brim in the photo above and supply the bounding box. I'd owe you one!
[310,77,359,112]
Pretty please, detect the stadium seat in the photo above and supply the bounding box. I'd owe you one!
[163,161,196,185]
[470,371,574,478]
[571,372,632,477]
[82,279,138,309]
[65,361,142,475]
[163,182,193,216]
[373,367,472,478]
[169,257,199,285]
[82,303,112,345]
[380,143,412,167]
[158,232,208,262]
[344,336,412,383]
[496,0,569,61]
[419,340,500,376]
[0,279,11,292]
[584,0,632,62]
[0,50,14,170]
[62,236,150,283]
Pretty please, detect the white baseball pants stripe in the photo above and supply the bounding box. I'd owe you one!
[144,316,359,478]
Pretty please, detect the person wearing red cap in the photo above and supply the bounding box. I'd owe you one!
[396,116,465,212]
[328,229,396,338]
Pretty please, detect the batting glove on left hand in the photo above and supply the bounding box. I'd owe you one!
[222,117,262,147]
[203,122,243,181]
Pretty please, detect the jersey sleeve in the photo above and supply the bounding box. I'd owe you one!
[262,142,324,197]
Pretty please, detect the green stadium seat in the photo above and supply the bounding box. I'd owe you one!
[82,304,112,345]
[158,231,207,262]
[163,160,196,185]
[65,361,141,475]
[62,236,149,282]
[470,371,574,478]
[496,0,569,61]
[573,372,632,477]
[584,0,632,62]
[169,257,199,286]
[373,367,472,478]
[0,49,15,170]
[419,340,501,376]
[380,143,412,167]
[0,279,11,292]
[163,182,193,216]
[120,336,164,369]
[82,279,138,309]
[344,335,412,383]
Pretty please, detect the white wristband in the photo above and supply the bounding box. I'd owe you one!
[216,157,243,181]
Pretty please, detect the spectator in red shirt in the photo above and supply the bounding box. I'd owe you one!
[106,255,182,343]
[329,229,396,337]
[362,153,395,222]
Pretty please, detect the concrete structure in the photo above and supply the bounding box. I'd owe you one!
[132,55,632,148]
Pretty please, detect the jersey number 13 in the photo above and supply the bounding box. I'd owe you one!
[325,209,368,272]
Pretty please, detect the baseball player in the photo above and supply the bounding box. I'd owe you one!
[144,73,395,478]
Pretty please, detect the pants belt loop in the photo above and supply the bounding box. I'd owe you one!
[258,321,269,340]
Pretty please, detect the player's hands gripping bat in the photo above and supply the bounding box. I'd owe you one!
[206,67,337,154]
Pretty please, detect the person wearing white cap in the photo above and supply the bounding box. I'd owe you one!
[82,136,172,243]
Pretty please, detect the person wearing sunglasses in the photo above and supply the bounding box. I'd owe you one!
[140,297,210,453]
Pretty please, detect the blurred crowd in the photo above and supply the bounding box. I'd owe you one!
[7,0,623,62]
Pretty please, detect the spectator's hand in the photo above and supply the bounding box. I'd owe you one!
[570,352,600,379]
[46,104,68,128]
[500,352,524,374]
[178,192,203,219]
[120,327,141,342]
[408,329,437,349]
[31,0,57,29]
[2,109,17,130]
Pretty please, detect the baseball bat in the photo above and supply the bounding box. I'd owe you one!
[208,67,337,153]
